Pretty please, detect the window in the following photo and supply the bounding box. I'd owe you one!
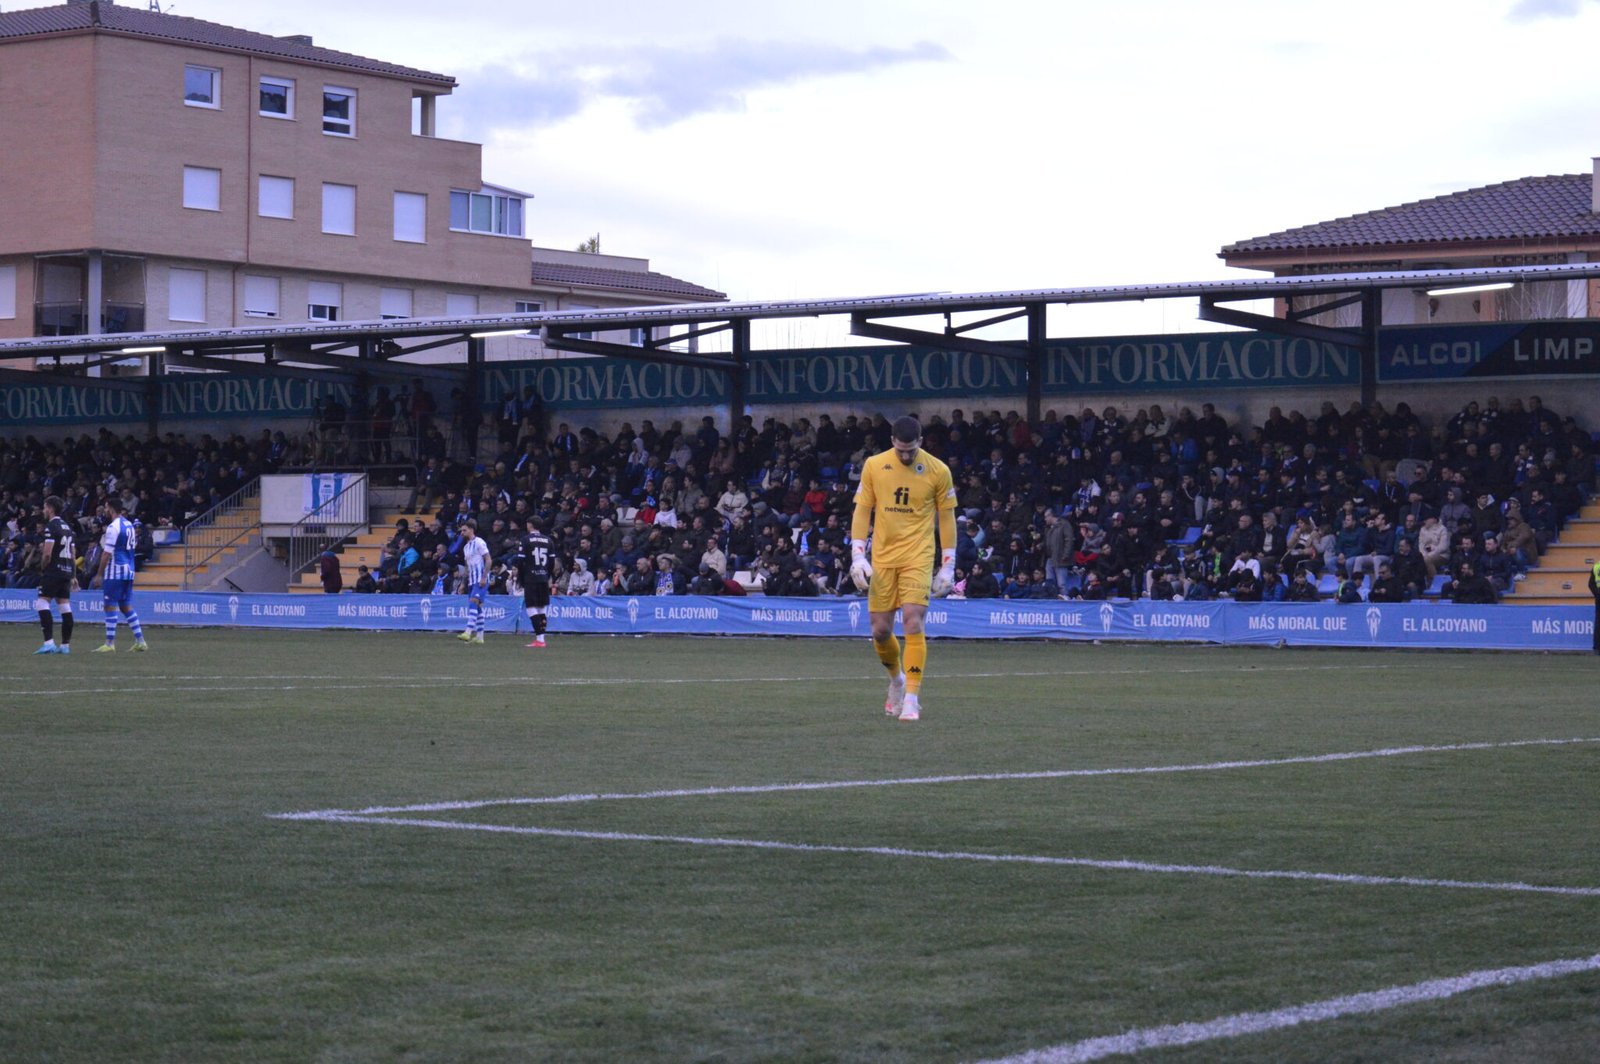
[446,293,478,317]
[182,166,221,211]
[321,183,355,235]
[629,328,648,346]
[0,264,15,319]
[393,192,426,243]
[258,175,294,219]
[259,77,294,118]
[242,275,279,318]
[184,65,220,108]
[168,268,206,323]
[380,287,412,320]
[448,189,525,237]
[322,87,355,136]
[514,300,543,314]
[307,281,342,322]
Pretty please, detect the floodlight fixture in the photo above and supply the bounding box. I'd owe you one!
[1425,282,1515,297]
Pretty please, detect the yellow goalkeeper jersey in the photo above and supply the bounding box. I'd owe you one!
[851,447,956,569]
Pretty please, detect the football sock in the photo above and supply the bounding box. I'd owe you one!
[60,610,72,646]
[470,602,484,634]
[903,632,927,693]
[873,634,902,675]
[126,611,144,642]
[532,611,547,636]
[104,610,118,645]
[39,610,52,643]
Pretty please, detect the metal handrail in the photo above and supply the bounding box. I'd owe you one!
[181,477,263,590]
[285,476,370,581]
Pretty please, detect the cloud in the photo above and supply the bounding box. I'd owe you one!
[448,38,952,136]
[1507,0,1587,21]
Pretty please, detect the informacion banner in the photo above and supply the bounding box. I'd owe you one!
[0,372,353,427]
[2,590,1592,651]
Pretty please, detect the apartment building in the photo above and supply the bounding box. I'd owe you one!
[0,0,722,360]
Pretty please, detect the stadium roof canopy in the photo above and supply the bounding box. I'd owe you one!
[6,262,1600,413]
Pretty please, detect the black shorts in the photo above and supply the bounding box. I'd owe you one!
[39,571,74,600]
[522,580,551,609]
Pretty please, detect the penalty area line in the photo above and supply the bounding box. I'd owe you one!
[280,736,1600,818]
[973,951,1600,1063]
[272,813,1600,898]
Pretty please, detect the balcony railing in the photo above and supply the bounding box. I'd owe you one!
[33,301,147,336]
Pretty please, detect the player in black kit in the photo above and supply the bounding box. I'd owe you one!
[517,517,554,648]
[35,495,77,655]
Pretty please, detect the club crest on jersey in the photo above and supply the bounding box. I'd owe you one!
[914,463,925,474]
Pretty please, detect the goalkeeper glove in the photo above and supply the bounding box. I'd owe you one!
[850,540,873,591]
[931,548,956,598]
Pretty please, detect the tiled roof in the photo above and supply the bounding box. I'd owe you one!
[0,2,453,85]
[1221,174,1600,256]
[531,261,726,302]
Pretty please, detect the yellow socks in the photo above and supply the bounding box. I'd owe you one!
[903,632,927,693]
[874,634,902,675]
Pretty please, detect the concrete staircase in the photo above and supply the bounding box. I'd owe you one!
[288,506,422,593]
[1504,500,1600,606]
[138,499,263,592]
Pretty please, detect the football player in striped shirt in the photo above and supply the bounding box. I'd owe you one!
[95,495,148,652]
[456,519,491,644]
[35,495,77,655]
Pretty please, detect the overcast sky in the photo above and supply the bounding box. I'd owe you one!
[170,0,1600,338]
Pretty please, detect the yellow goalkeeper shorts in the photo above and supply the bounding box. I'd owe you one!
[868,564,931,613]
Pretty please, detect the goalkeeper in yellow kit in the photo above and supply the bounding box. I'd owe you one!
[850,415,957,722]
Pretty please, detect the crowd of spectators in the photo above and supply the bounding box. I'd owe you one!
[365,393,1595,606]
[1,394,1590,603]
[0,427,302,587]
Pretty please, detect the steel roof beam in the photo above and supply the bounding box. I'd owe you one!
[1198,297,1362,348]
[850,313,1030,362]
[544,332,743,372]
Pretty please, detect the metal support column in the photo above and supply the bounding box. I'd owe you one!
[145,349,164,437]
[729,318,750,430]
[1361,290,1380,408]
[1026,302,1046,424]
[465,337,485,462]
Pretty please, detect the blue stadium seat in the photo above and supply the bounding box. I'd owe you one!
[1316,573,1339,596]
[1424,574,1449,597]
[1166,526,1202,547]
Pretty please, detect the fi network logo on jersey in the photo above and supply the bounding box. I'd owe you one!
[1099,603,1114,634]
[1366,606,1383,642]
[893,487,910,506]
[227,596,240,623]
[419,598,432,624]
[627,598,640,625]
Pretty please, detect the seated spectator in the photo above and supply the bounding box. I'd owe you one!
[1367,562,1408,603]
[1285,567,1320,601]
[1443,560,1498,604]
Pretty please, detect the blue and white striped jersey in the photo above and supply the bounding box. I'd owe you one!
[463,535,491,586]
[101,515,138,581]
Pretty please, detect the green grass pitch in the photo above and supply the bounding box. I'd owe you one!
[4,627,1600,1062]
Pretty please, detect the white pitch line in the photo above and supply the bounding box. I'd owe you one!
[281,737,1600,819]
[274,814,1600,899]
[18,662,1399,696]
[974,952,1600,1063]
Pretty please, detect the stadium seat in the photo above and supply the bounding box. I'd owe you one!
[1316,573,1339,596]
[618,506,637,522]
[1424,574,1449,597]
[1166,526,1201,547]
